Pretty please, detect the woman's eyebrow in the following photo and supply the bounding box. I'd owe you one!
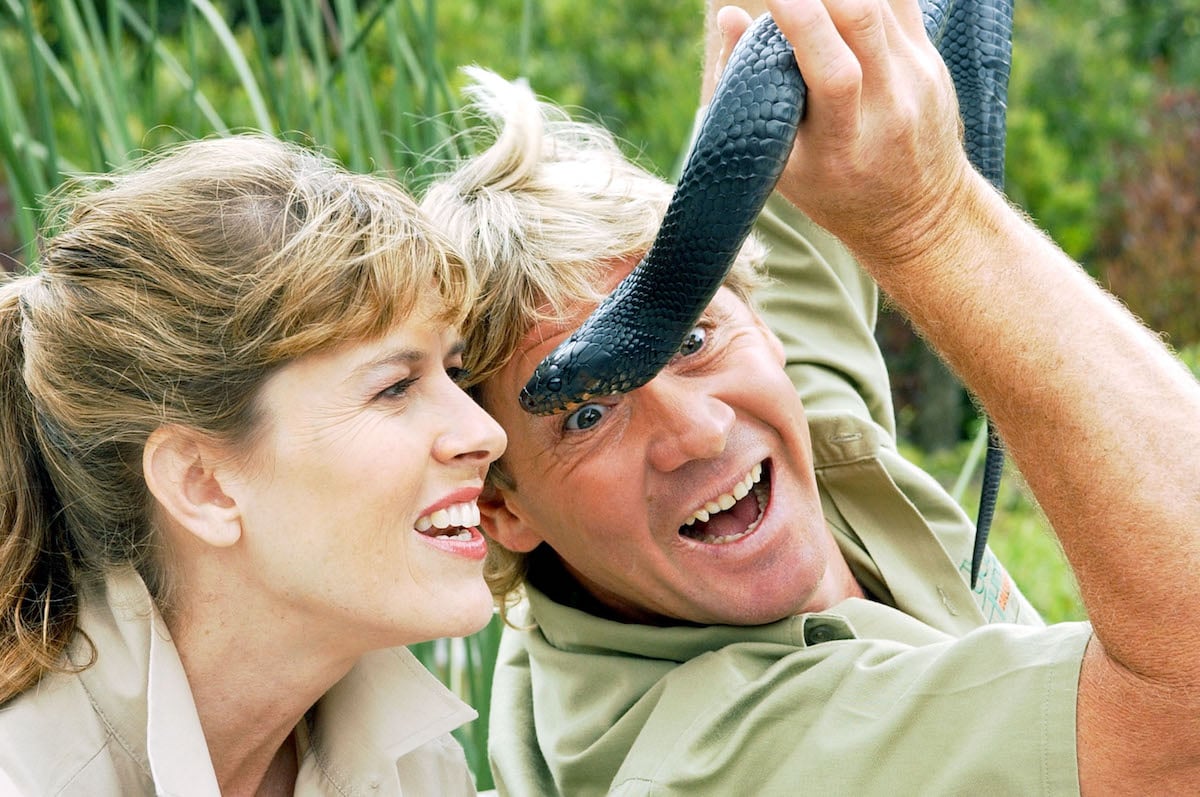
[351,348,427,379]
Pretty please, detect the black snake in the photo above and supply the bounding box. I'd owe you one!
[519,0,1014,587]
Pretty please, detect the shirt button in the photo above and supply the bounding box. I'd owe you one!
[805,622,837,645]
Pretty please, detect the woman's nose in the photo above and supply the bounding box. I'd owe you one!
[433,381,507,467]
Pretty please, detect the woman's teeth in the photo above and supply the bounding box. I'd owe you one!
[683,463,763,527]
[415,501,480,540]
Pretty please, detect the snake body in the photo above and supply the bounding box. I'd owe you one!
[520,1,1014,585]
[937,0,1014,586]
[518,14,809,415]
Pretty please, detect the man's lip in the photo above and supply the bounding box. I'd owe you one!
[676,458,770,529]
[675,482,775,554]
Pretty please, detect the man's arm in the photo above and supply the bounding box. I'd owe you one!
[758,0,1200,790]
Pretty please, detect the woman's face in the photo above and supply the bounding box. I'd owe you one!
[219,309,506,652]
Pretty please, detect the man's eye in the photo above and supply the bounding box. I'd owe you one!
[678,326,707,357]
[447,366,471,387]
[564,403,608,431]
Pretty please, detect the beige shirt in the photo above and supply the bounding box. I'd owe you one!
[0,569,479,796]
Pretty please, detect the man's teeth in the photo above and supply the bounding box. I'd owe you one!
[415,501,480,540]
[682,462,765,529]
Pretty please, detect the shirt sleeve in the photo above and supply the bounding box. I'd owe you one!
[753,197,1046,627]
[752,193,897,436]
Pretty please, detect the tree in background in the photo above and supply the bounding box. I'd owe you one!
[1097,88,1200,349]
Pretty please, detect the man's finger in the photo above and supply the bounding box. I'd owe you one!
[703,6,755,103]
[766,0,864,143]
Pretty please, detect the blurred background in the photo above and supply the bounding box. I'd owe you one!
[4,0,1199,787]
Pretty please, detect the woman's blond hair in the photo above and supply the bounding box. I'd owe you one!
[0,134,471,701]
[423,69,765,621]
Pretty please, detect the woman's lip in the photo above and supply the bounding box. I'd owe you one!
[414,525,488,561]
[416,485,483,519]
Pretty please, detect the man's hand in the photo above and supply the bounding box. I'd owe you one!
[763,0,979,268]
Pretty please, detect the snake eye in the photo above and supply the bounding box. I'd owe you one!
[677,326,707,358]
[565,403,608,431]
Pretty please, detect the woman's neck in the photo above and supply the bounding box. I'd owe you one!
[164,585,357,796]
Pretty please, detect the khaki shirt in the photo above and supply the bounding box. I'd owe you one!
[494,585,1088,797]
[0,570,479,796]
[487,198,1077,795]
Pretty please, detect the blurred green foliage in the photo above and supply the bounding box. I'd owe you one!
[432,0,705,177]
[1096,88,1200,346]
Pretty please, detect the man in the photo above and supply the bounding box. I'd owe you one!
[423,0,1200,793]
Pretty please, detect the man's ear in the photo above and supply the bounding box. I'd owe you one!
[143,425,243,548]
[479,484,544,553]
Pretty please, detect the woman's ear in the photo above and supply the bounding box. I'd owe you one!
[478,484,544,553]
[143,425,243,548]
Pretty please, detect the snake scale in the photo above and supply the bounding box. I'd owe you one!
[520,0,1014,588]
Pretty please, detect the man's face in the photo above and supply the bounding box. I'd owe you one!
[479,259,851,626]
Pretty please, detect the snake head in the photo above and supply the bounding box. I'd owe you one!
[518,12,803,417]
[518,335,648,416]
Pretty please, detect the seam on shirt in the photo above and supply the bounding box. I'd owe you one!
[1041,659,1052,795]
[52,733,127,796]
[310,741,355,797]
[612,775,659,794]
[76,675,152,779]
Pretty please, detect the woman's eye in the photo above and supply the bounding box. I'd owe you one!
[564,403,608,432]
[447,366,471,387]
[677,326,707,358]
[379,377,417,399]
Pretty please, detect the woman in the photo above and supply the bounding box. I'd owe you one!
[0,135,506,795]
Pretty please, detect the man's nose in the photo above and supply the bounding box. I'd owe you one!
[640,375,734,472]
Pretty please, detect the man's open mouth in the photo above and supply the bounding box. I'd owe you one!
[678,461,769,544]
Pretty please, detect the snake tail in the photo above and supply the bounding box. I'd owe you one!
[941,0,1014,587]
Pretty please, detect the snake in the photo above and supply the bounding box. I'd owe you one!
[519,0,1014,587]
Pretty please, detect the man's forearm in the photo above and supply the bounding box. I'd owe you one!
[866,168,1200,682]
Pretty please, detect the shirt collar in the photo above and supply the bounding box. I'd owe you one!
[297,645,477,792]
[75,570,477,795]
[74,569,221,796]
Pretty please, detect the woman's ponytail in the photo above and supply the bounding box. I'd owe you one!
[0,279,81,704]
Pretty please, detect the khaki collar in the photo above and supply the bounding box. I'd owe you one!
[73,570,476,794]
